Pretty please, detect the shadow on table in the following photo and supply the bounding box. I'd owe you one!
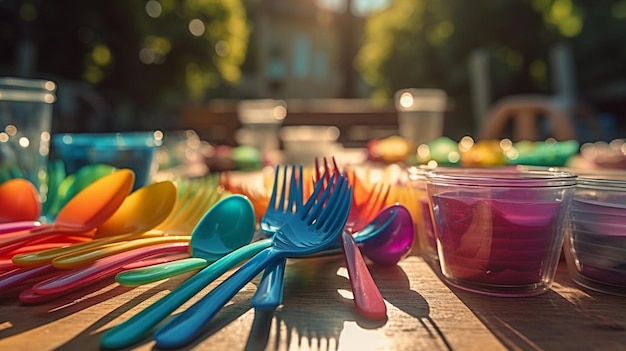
[0,276,149,339]
[1,254,442,350]
[244,256,364,351]
[0,272,230,350]
[40,270,254,350]
[432,262,626,350]
[369,262,453,351]
[246,255,449,351]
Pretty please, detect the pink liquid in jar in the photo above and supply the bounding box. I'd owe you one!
[431,193,563,286]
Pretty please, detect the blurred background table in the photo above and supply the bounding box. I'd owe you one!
[1,254,625,350]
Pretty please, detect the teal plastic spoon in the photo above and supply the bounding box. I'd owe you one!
[115,194,256,286]
[101,235,268,348]
[100,173,348,349]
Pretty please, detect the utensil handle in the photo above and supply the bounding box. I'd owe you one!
[341,231,387,320]
[250,257,286,310]
[154,248,278,349]
[100,239,272,350]
[51,236,189,269]
[12,233,133,266]
[115,257,209,286]
[18,253,192,305]
[32,243,189,295]
[0,220,39,235]
[0,264,56,290]
[0,225,60,256]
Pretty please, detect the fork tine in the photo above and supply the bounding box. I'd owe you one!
[295,165,303,207]
[268,165,280,212]
[287,165,302,211]
[299,169,329,220]
[314,156,337,185]
[317,180,351,233]
[310,174,347,228]
[155,178,199,229]
[303,168,327,207]
[305,173,339,223]
[314,158,321,182]
[278,166,288,212]
[174,178,214,224]
[160,174,224,234]
[323,185,352,233]
[313,157,327,188]
[331,156,340,174]
[315,176,348,231]
[362,182,389,220]
[323,157,332,182]
[375,182,390,206]
[180,184,219,227]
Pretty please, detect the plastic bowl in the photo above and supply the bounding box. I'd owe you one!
[564,175,626,295]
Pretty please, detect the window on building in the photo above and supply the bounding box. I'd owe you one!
[292,33,310,78]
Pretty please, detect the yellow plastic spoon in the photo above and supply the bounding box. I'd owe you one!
[12,180,178,267]
[115,194,257,286]
[0,169,135,257]
[48,179,224,269]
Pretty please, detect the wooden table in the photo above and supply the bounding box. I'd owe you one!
[1,253,625,351]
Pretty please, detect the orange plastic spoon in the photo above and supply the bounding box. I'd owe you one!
[0,178,41,223]
[0,169,135,256]
[12,180,177,267]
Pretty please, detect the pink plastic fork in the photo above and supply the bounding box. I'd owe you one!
[314,156,387,320]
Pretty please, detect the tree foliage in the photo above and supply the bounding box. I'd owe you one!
[1,0,250,126]
[356,0,561,100]
[356,0,626,115]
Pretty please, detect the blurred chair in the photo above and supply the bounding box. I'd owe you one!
[480,95,577,141]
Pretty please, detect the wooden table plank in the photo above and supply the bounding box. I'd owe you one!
[452,264,626,350]
[1,254,624,350]
[0,255,505,350]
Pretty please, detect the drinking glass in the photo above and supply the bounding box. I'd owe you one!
[0,77,56,200]
[426,168,576,297]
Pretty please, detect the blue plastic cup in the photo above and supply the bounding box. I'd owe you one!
[52,131,157,190]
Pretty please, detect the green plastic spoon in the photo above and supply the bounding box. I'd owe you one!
[115,194,256,286]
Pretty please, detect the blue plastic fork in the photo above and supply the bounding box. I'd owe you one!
[260,165,304,235]
[252,158,390,319]
[251,164,304,309]
[153,173,352,348]
[100,168,339,349]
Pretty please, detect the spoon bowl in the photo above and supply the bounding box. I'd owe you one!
[39,177,223,269]
[115,194,256,286]
[12,180,177,267]
[94,180,178,238]
[99,175,348,349]
[43,163,116,221]
[358,204,415,266]
[0,169,135,256]
[153,173,351,348]
[190,194,256,261]
[0,178,41,223]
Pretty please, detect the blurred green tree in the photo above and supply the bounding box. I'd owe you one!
[356,0,626,135]
[357,0,559,100]
[0,0,250,129]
